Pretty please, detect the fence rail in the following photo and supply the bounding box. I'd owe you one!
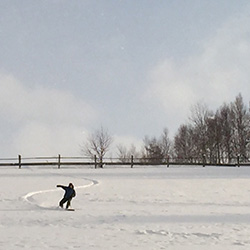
[0,154,250,169]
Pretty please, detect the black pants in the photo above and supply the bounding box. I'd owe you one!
[59,197,72,209]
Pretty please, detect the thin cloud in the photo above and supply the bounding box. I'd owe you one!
[146,10,250,133]
[0,74,97,156]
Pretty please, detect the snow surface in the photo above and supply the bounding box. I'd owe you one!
[1,165,250,249]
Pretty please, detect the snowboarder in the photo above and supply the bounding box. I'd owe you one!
[57,183,76,209]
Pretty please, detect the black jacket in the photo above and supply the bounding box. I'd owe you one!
[57,185,76,199]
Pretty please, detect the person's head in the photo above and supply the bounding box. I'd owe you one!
[69,183,74,189]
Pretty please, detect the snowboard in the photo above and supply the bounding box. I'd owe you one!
[66,208,75,211]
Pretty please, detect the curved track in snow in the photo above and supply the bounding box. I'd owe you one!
[22,177,99,209]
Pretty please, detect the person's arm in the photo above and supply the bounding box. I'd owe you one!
[56,185,66,189]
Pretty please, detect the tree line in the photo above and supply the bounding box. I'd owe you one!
[83,93,250,165]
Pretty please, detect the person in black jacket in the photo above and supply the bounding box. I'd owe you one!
[57,183,76,209]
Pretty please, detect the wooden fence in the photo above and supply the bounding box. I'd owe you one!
[0,155,249,169]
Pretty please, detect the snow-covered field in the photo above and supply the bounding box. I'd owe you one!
[1,165,250,250]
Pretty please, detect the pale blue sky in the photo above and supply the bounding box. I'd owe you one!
[1,1,250,156]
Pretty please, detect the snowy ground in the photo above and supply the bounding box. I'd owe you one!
[1,165,250,249]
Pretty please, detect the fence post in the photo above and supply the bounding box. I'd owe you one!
[58,154,61,169]
[94,155,97,169]
[202,154,206,167]
[131,155,134,168]
[18,155,22,169]
[237,155,240,167]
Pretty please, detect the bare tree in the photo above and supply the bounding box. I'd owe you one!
[173,95,250,165]
[231,93,249,160]
[159,128,172,159]
[189,102,213,161]
[117,144,128,163]
[174,124,195,163]
[83,126,113,167]
[142,128,171,164]
[117,144,140,163]
[206,114,222,164]
[143,136,164,164]
[216,103,234,163]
